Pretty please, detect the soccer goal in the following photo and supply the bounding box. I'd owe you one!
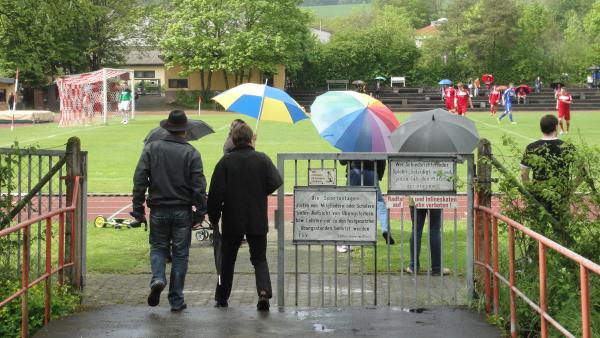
[56,68,136,126]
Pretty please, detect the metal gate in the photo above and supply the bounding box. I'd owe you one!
[0,137,88,289]
[275,152,474,308]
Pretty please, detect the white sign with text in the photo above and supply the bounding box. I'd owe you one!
[293,187,377,243]
[388,158,456,193]
[386,195,404,209]
[308,168,337,186]
[412,195,458,209]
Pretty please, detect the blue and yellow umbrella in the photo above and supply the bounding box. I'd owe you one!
[212,83,307,131]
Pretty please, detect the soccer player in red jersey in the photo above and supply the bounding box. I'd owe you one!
[443,85,456,113]
[454,82,473,116]
[488,85,500,116]
[556,87,573,134]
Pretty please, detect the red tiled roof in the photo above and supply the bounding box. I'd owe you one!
[415,25,439,36]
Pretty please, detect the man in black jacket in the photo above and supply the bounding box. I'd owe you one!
[132,110,207,312]
[208,124,282,311]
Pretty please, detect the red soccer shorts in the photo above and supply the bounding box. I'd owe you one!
[445,99,455,111]
[457,106,467,115]
[558,109,570,120]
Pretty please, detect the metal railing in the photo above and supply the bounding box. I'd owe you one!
[474,203,600,338]
[276,152,475,308]
[0,176,81,338]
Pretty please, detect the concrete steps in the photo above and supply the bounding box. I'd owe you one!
[288,87,600,113]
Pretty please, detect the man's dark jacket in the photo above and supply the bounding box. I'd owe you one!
[207,144,282,236]
[132,134,207,215]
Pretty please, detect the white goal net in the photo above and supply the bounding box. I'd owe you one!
[57,68,135,126]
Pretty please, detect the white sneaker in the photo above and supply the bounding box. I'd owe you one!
[511,121,517,125]
[336,245,349,253]
[123,120,128,125]
[559,131,564,135]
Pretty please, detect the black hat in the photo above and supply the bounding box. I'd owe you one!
[160,110,188,132]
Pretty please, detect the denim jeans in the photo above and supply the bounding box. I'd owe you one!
[149,207,192,308]
[409,207,442,273]
[348,168,389,233]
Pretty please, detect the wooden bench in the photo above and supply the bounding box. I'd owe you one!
[326,80,349,91]
[390,76,406,87]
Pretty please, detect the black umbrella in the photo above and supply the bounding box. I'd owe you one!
[389,108,479,154]
[144,119,215,144]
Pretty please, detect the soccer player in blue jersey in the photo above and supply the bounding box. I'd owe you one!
[498,83,517,124]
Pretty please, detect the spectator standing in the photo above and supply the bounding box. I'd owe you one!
[535,76,543,93]
[498,83,516,124]
[208,124,283,311]
[374,80,381,99]
[488,85,500,116]
[556,87,573,134]
[473,78,481,97]
[520,114,575,226]
[7,92,15,110]
[454,82,473,116]
[340,160,393,249]
[443,85,456,113]
[223,119,247,154]
[131,110,207,312]
[405,201,450,275]
[587,75,594,89]
[467,78,474,97]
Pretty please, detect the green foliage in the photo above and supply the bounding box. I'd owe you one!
[174,90,214,109]
[290,6,419,88]
[0,280,80,338]
[159,0,312,96]
[0,0,145,85]
[489,134,600,336]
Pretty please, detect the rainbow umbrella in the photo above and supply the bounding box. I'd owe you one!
[212,83,307,131]
[310,91,400,152]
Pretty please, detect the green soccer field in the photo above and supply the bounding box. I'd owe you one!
[1,111,599,193]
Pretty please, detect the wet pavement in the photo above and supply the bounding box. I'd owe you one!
[34,305,501,338]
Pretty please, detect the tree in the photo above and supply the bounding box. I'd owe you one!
[0,0,146,85]
[373,0,441,28]
[82,0,146,71]
[308,6,418,85]
[160,0,311,98]
[0,1,90,85]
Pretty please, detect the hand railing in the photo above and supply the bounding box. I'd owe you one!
[0,176,81,338]
[474,203,600,338]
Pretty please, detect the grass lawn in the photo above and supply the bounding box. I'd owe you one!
[86,222,149,273]
[303,3,371,19]
[1,111,599,193]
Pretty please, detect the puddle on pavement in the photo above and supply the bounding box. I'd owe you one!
[313,323,335,333]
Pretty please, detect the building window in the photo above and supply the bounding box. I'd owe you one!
[168,79,188,88]
[0,89,5,103]
[134,70,156,78]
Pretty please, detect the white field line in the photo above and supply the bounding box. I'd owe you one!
[108,203,133,220]
[469,116,535,142]
[1,125,103,147]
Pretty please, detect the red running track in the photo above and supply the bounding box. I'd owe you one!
[87,195,502,222]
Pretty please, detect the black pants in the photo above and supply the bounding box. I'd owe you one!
[215,234,272,302]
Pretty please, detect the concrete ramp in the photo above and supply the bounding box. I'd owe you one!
[34,305,501,338]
